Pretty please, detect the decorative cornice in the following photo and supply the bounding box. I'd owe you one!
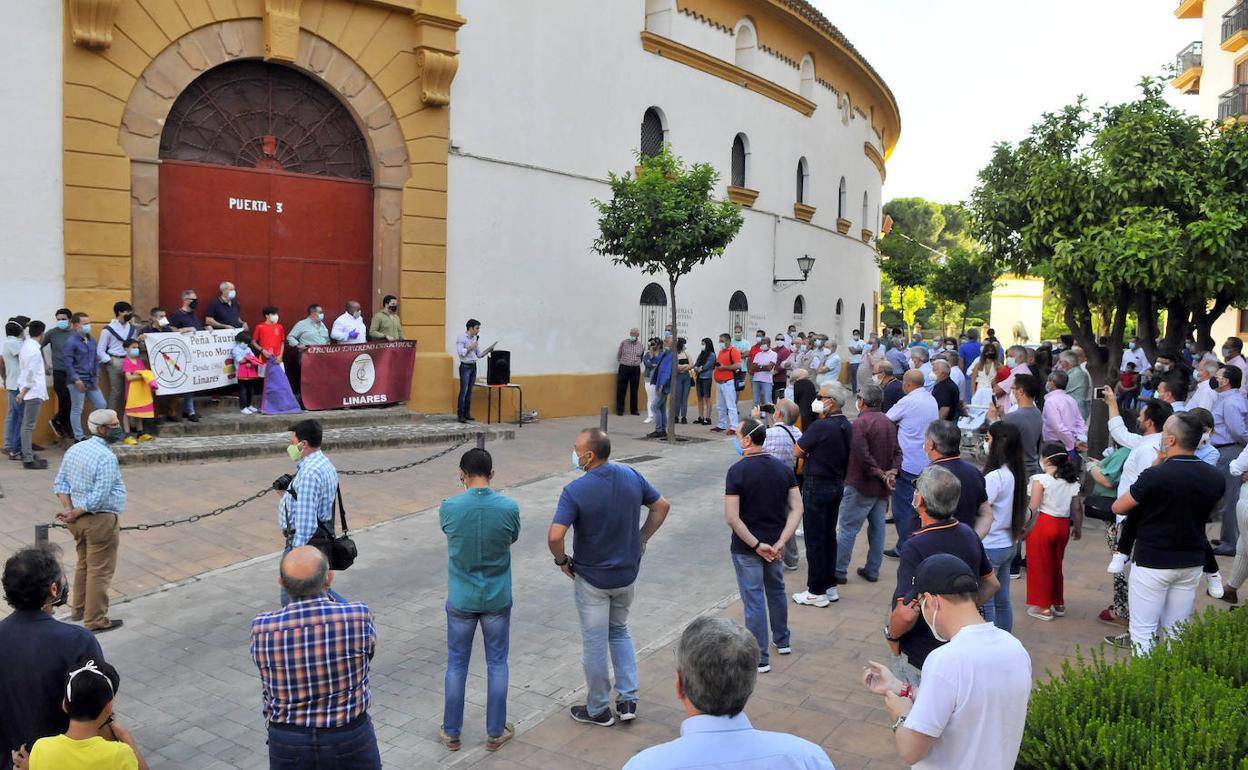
[68,0,120,50]
[640,31,816,117]
[793,202,816,222]
[727,185,760,207]
[836,217,851,235]
[861,228,874,244]
[264,0,302,62]
[863,142,886,182]
[415,48,458,106]
[677,7,732,34]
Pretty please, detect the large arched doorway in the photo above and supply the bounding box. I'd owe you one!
[157,60,374,323]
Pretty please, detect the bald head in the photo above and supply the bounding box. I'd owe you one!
[902,369,926,391]
[279,546,331,599]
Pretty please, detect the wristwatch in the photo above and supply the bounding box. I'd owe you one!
[891,715,906,732]
[883,625,901,643]
[554,555,570,566]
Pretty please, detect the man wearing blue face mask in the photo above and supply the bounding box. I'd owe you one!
[63,313,107,443]
[725,418,802,673]
[277,419,343,606]
[548,428,671,726]
[286,304,330,397]
[43,308,75,439]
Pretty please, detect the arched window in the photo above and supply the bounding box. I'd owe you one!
[799,55,815,100]
[837,177,847,219]
[796,157,809,203]
[640,282,668,342]
[835,298,844,316]
[859,303,867,335]
[793,295,805,323]
[640,107,666,158]
[731,133,749,188]
[734,19,758,71]
[862,192,870,230]
[729,291,749,335]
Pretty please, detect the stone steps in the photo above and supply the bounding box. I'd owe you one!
[147,405,425,437]
[109,421,514,466]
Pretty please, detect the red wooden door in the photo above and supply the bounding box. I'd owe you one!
[158,160,372,325]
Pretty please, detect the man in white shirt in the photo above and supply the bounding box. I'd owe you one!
[1188,360,1219,413]
[17,320,50,469]
[624,617,834,770]
[847,329,866,393]
[909,346,935,392]
[95,301,134,414]
[330,300,366,345]
[862,553,1031,770]
[750,338,778,408]
[1120,336,1150,373]
[815,339,841,388]
[886,370,941,551]
[1222,336,1248,396]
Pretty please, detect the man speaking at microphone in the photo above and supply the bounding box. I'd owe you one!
[456,318,493,423]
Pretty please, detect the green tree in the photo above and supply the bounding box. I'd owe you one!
[592,144,743,441]
[926,248,1001,334]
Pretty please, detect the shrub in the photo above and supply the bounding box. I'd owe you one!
[1017,607,1248,770]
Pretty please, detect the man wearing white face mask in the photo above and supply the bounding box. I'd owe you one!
[205,280,245,330]
[331,300,366,344]
[548,428,671,726]
[1189,360,1219,412]
[1120,335,1149,374]
[749,337,777,409]
[865,553,1029,769]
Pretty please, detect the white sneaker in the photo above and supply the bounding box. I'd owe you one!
[240,408,251,415]
[1208,571,1225,599]
[757,664,771,673]
[825,587,840,603]
[776,645,792,655]
[249,406,260,414]
[643,416,653,424]
[792,591,829,608]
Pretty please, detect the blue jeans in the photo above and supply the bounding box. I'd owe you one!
[653,386,668,433]
[443,603,510,739]
[983,544,1017,632]
[800,476,843,595]
[731,552,789,666]
[891,470,919,548]
[675,374,691,420]
[751,380,772,408]
[68,384,106,440]
[573,576,637,716]
[835,486,888,580]
[267,714,382,769]
[457,363,476,419]
[183,394,197,416]
[4,390,23,453]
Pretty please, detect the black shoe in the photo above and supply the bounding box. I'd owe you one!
[31,443,46,451]
[645,431,665,439]
[680,417,688,424]
[8,450,20,461]
[90,619,124,634]
[857,567,879,583]
[616,411,624,416]
[885,516,895,524]
[834,575,848,585]
[884,548,900,559]
[23,458,48,470]
[630,412,641,416]
[184,413,201,423]
[570,705,615,726]
[1212,546,1236,557]
[616,701,637,722]
[457,417,468,424]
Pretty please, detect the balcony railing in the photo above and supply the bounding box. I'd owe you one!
[1223,3,1248,48]
[1218,85,1248,121]
[1176,41,1203,73]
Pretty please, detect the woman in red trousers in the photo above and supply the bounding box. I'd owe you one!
[1024,443,1083,621]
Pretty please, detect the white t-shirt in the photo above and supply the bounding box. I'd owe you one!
[907,622,1032,770]
[752,349,778,384]
[982,467,1017,549]
[1030,473,1078,518]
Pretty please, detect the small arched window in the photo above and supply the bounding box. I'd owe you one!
[796,157,809,203]
[862,192,870,230]
[837,177,847,219]
[793,295,805,322]
[799,55,815,100]
[640,107,666,158]
[640,282,667,306]
[640,282,669,342]
[729,290,749,334]
[731,133,749,188]
[859,303,867,335]
[734,19,758,71]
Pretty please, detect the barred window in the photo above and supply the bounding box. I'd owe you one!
[796,157,809,203]
[731,134,748,188]
[641,108,665,158]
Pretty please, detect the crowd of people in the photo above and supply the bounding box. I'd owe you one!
[1,284,409,467]
[3,320,1246,768]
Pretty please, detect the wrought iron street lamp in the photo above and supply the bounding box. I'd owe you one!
[774,254,816,287]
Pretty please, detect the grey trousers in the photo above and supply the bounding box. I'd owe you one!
[104,358,125,414]
[20,397,42,461]
[1217,443,1245,549]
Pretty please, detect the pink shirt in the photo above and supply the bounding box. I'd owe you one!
[1042,388,1086,451]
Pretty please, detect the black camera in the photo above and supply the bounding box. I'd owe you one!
[760,403,776,415]
[272,474,295,492]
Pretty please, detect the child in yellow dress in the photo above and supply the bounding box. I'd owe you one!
[122,340,156,445]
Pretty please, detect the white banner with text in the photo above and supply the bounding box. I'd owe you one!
[141,329,239,395]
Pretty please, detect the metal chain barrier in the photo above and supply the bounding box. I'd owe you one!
[37,436,474,542]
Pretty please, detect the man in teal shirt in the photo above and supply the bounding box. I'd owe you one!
[438,448,520,753]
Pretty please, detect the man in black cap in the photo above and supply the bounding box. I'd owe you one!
[863,553,1032,769]
[883,465,997,685]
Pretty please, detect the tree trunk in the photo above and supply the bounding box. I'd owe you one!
[1136,289,1159,362]
[1196,294,1232,353]
[1069,285,1129,459]
[1161,300,1188,353]
[667,274,679,443]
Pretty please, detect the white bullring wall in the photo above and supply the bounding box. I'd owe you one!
[446,0,885,376]
[0,1,64,321]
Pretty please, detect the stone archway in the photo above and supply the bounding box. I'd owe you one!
[118,20,410,316]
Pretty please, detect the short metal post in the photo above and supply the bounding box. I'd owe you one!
[600,406,609,432]
[476,432,486,450]
[35,523,49,546]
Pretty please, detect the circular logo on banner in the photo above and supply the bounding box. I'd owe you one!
[149,338,192,389]
[350,353,376,394]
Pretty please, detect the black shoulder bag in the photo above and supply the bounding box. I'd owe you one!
[306,488,358,570]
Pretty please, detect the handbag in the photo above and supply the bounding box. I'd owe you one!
[306,488,358,570]
[1082,494,1115,523]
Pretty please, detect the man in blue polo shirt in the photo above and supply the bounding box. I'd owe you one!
[548,428,671,727]
[885,465,997,685]
[439,448,520,753]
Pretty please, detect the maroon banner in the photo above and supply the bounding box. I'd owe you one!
[299,341,418,410]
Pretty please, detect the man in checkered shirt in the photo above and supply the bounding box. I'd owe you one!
[251,546,380,768]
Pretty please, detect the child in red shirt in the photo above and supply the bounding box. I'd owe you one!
[252,306,285,361]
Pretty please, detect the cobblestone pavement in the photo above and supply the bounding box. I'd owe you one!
[3,410,1237,768]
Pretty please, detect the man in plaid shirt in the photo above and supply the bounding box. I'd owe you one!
[277,419,343,605]
[251,546,380,768]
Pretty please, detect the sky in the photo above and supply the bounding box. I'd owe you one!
[812,0,1199,205]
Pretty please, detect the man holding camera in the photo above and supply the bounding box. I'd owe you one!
[274,419,342,605]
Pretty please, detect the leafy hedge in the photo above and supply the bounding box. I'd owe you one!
[1017,607,1248,770]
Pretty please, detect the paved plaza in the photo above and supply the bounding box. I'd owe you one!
[0,413,1233,769]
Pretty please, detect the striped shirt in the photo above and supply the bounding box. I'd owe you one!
[52,436,126,513]
[250,596,376,728]
[278,450,338,547]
